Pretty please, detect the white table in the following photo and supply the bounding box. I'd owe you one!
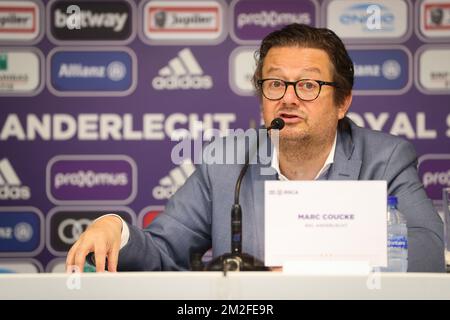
[0,272,449,300]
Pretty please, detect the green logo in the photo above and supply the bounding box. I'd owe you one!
[0,54,7,70]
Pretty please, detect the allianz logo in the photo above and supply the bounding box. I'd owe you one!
[152,48,213,90]
[423,170,450,188]
[0,158,31,200]
[340,4,394,28]
[152,159,195,200]
[237,11,311,28]
[54,170,128,189]
[54,9,128,32]
[58,61,126,81]
[0,223,33,242]
[354,60,401,80]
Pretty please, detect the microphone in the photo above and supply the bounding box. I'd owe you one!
[204,118,285,272]
[267,117,285,131]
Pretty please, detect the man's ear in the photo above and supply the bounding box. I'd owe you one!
[338,94,352,119]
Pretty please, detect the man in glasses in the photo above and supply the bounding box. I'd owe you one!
[66,24,444,273]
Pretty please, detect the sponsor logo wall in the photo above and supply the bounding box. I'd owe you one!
[0,0,449,272]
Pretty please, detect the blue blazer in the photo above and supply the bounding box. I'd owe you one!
[118,117,445,272]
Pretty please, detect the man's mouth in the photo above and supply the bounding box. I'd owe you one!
[278,113,304,123]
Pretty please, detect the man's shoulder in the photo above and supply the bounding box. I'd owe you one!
[340,117,417,165]
[345,117,412,149]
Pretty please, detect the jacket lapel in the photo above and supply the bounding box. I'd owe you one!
[327,118,362,181]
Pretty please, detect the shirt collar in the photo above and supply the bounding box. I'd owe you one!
[271,132,337,181]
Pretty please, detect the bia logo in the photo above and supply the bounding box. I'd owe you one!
[142,210,162,228]
[139,206,165,228]
[152,48,213,90]
[0,158,30,200]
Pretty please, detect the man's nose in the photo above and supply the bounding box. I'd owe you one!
[282,84,299,103]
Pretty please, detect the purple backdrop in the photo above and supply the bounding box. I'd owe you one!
[0,0,449,273]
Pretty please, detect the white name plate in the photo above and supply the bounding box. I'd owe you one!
[264,181,387,267]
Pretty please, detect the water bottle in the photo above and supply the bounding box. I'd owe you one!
[382,196,408,272]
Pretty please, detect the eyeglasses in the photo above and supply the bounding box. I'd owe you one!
[257,78,338,101]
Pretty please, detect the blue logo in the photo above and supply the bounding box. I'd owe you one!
[340,4,395,31]
[0,211,41,253]
[50,49,134,93]
[388,235,408,249]
[349,48,410,92]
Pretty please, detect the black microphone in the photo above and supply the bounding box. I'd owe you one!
[231,118,284,255]
[204,118,285,272]
[267,117,285,131]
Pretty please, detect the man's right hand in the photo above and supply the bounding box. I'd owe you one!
[65,216,123,273]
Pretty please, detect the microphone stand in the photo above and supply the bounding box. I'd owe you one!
[202,118,285,272]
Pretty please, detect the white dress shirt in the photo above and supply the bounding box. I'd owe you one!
[271,132,337,181]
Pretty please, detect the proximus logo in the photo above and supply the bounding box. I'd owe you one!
[423,170,450,188]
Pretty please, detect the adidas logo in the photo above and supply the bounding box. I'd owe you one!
[152,48,213,90]
[0,158,31,200]
[152,159,195,200]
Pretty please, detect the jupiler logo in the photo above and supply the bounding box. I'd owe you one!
[151,9,216,29]
[152,48,213,90]
[0,158,31,200]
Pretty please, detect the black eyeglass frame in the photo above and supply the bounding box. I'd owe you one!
[257,78,339,101]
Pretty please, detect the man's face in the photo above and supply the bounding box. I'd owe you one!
[261,46,349,142]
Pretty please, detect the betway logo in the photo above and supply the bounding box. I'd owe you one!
[54,9,128,32]
[152,159,195,200]
[0,158,31,200]
[152,48,213,90]
[54,171,128,189]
